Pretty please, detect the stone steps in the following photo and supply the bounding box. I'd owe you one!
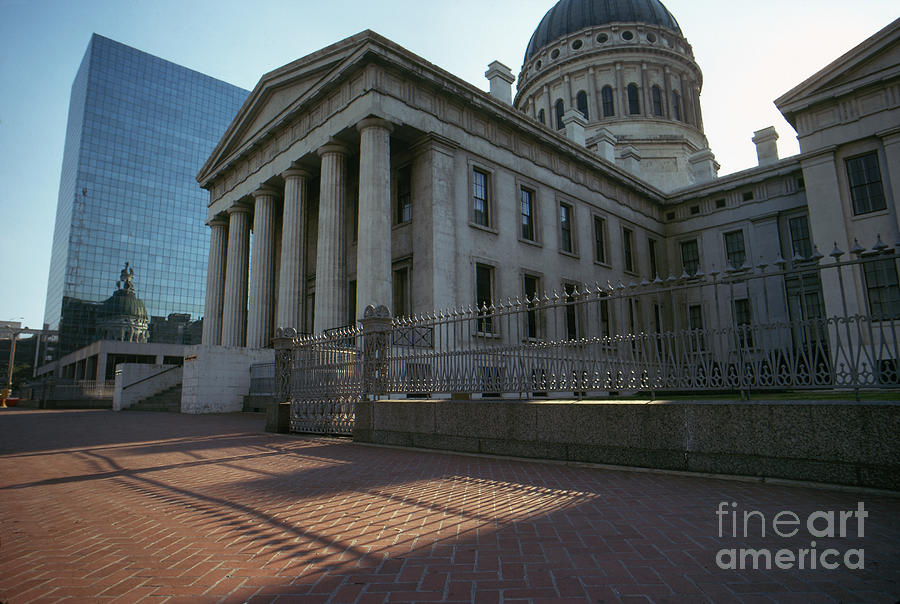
[125,384,182,412]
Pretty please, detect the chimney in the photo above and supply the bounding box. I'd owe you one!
[587,128,617,162]
[485,61,515,104]
[562,109,587,146]
[752,126,779,166]
[689,148,718,183]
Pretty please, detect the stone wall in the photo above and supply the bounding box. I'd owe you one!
[354,399,900,490]
[181,345,274,414]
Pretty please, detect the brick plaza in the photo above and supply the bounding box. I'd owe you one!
[0,409,897,603]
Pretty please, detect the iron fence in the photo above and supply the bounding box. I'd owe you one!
[249,362,275,396]
[276,243,900,434]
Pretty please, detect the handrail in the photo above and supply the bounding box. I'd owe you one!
[121,364,182,391]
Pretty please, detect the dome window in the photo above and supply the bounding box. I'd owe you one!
[576,91,589,119]
[672,90,682,121]
[647,33,657,43]
[627,84,641,115]
[622,30,634,41]
[601,85,615,117]
[555,99,565,130]
[571,39,583,50]
[597,33,609,43]
[651,85,664,116]
[538,108,546,125]
[551,48,560,59]
[536,60,542,70]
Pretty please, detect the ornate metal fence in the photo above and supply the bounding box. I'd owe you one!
[276,243,900,434]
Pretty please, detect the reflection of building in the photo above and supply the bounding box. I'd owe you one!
[44,34,249,357]
[195,0,897,359]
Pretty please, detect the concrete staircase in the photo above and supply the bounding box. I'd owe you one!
[124,385,182,412]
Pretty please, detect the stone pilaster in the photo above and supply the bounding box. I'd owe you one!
[202,216,228,345]
[277,166,311,332]
[314,141,350,333]
[221,204,250,347]
[356,118,393,320]
[247,187,278,348]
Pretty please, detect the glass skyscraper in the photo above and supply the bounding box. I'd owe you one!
[44,34,249,356]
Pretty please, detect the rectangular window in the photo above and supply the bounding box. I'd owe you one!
[392,266,410,318]
[593,215,607,264]
[559,202,574,253]
[724,230,746,269]
[396,165,412,224]
[623,227,635,273]
[689,304,705,349]
[475,263,494,333]
[520,187,536,241]
[648,238,658,279]
[789,215,812,259]
[472,167,490,227]
[523,274,541,339]
[863,259,900,320]
[681,239,700,276]
[564,282,578,340]
[599,293,610,338]
[734,298,753,347]
[847,151,886,215]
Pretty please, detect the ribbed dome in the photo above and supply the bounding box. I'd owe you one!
[100,289,149,321]
[524,0,682,61]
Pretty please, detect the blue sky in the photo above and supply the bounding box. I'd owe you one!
[1,0,897,330]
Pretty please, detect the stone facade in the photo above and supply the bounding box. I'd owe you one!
[196,10,899,349]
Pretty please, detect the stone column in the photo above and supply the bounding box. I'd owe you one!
[247,187,278,348]
[587,67,599,122]
[314,141,350,333]
[277,166,311,332]
[202,217,228,345]
[878,128,900,237]
[356,118,393,320]
[221,204,250,347]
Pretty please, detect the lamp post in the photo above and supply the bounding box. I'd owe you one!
[1,318,23,407]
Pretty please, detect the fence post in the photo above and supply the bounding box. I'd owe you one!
[270,327,297,434]
[361,304,393,398]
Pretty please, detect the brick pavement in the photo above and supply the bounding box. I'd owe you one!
[0,408,897,604]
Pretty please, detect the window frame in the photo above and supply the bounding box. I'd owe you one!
[392,260,412,319]
[522,272,543,340]
[601,85,615,117]
[680,238,700,277]
[395,163,412,225]
[723,229,747,270]
[592,214,609,266]
[651,85,663,116]
[627,83,641,115]
[788,214,812,260]
[555,99,565,130]
[474,262,497,335]
[863,257,900,321]
[519,184,539,244]
[576,90,589,120]
[468,162,496,232]
[846,151,887,216]
[622,226,636,274]
[558,200,577,256]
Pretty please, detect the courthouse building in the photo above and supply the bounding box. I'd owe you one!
[196,0,899,358]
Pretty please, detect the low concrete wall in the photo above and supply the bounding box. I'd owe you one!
[180,345,274,414]
[113,364,182,411]
[354,399,900,490]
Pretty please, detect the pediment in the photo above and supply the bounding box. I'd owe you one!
[775,18,899,125]
[198,32,376,182]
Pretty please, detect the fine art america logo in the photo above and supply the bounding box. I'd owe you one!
[715,501,867,570]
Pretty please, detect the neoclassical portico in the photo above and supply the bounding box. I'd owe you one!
[202,117,396,347]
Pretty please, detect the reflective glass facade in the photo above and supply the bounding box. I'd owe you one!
[44,34,248,355]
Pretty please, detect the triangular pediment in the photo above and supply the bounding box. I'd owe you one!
[198,31,378,183]
[775,18,900,126]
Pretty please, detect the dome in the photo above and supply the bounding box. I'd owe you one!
[100,289,149,322]
[524,0,682,61]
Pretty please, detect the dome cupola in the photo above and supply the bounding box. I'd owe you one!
[514,0,718,191]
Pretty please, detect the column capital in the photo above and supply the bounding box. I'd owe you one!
[356,117,394,134]
[226,202,251,216]
[251,185,280,201]
[281,164,314,180]
[317,139,352,158]
[206,215,228,228]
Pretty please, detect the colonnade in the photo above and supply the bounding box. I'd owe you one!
[201,117,394,348]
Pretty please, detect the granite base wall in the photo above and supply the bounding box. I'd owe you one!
[353,400,900,490]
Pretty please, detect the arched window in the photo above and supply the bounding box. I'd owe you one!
[555,99,565,130]
[651,85,663,116]
[576,91,589,120]
[672,90,682,121]
[537,108,545,125]
[627,84,641,115]
[601,85,615,117]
